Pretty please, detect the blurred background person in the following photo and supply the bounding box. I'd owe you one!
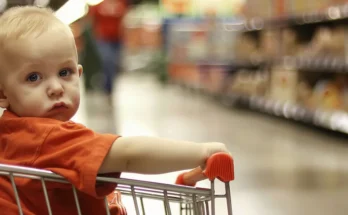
[88,0,129,104]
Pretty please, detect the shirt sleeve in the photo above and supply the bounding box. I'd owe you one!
[33,121,120,198]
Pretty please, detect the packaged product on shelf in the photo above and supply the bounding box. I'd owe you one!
[343,88,348,112]
[241,71,256,95]
[260,30,279,59]
[320,0,348,10]
[229,70,249,94]
[329,26,345,56]
[254,72,269,96]
[289,0,329,13]
[282,28,299,56]
[168,63,199,86]
[297,81,313,107]
[300,27,331,57]
[334,74,348,112]
[269,67,298,103]
[204,66,228,94]
[300,26,345,58]
[234,33,258,62]
[312,80,343,110]
[228,70,268,96]
[187,31,208,61]
[239,0,273,18]
[184,65,200,87]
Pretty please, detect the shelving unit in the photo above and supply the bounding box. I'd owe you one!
[241,4,348,31]
[222,93,348,134]
[280,56,347,71]
[165,3,348,135]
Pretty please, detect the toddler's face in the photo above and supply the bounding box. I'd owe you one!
[0,29,82,121]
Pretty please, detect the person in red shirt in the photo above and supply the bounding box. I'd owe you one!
[89,0,128,102]
[0,6,230,215]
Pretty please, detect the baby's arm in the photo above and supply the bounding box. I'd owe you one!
[98,136,229,174]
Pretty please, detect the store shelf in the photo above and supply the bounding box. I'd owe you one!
[223,93,348,135]
[171,78,348,135]
[220,56,348,73]
[242,3,348,31]
[165,8,348,136]
[288,4,348,26]
[280,56,348,72]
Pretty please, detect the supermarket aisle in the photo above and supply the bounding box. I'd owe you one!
[87,73,348,215]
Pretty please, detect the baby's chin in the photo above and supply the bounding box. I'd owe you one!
[47,115,72,121]
[47,111,77,122]
[38,111,76,122]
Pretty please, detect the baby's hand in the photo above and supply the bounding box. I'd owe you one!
[201,142,230,168]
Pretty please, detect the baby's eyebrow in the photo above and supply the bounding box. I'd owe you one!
[58,59,76,66]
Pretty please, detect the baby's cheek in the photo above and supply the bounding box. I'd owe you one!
[13,95,43,117]
[27,98,45,115]
[72,90,81,107]
[74,95,80,108]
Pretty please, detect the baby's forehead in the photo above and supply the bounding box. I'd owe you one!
[0,34,77,72]
[6,27,75,53]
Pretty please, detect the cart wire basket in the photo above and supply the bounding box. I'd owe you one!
[0,152,234,215]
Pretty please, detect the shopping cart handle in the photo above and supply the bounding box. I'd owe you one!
[175,152,234,186]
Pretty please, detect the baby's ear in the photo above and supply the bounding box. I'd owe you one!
[0,86,9,109]
[78,65,83,77]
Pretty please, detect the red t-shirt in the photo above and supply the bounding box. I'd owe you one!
[0,110,124,215]
[89,0,128,42]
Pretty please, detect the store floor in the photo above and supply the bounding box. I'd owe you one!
[84,73,348,215]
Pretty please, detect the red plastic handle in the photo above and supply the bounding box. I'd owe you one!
[175,152,234,186]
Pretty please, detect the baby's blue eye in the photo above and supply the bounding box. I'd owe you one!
[59,69,71,77]
[27,73,41,82]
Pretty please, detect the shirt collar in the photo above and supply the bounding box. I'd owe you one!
[1,110,19,119]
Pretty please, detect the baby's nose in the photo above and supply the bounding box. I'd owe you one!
[47,81,64,97]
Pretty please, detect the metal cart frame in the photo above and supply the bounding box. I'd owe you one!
[0,153,234,215]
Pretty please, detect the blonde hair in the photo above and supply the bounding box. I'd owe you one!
[0,6,75,75]
[0,6,71,41]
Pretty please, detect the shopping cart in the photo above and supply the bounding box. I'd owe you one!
[0,152,234,215]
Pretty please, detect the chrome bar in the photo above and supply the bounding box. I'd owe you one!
[0,164,211,195]
[192,195,198,215]
[40,178,52,215]
[131,186,140,215]
[163,201,167,215]
[205,201,210,215]
[98,176,211,196]
[72,186,82,215]
[210,181,215,215]
[163,190,172,215]
[140,197,146,215]
[104,197,111,215]
[0,171,69,184]
[179,202,184,215]
[198,202,204,215]
[225,183,233,215]
[184,204,191,215]
[117,189,210,204]
[117,185,206,197]
[0,164,65,180]
[117,185,198,198]
[9,173,23,215]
